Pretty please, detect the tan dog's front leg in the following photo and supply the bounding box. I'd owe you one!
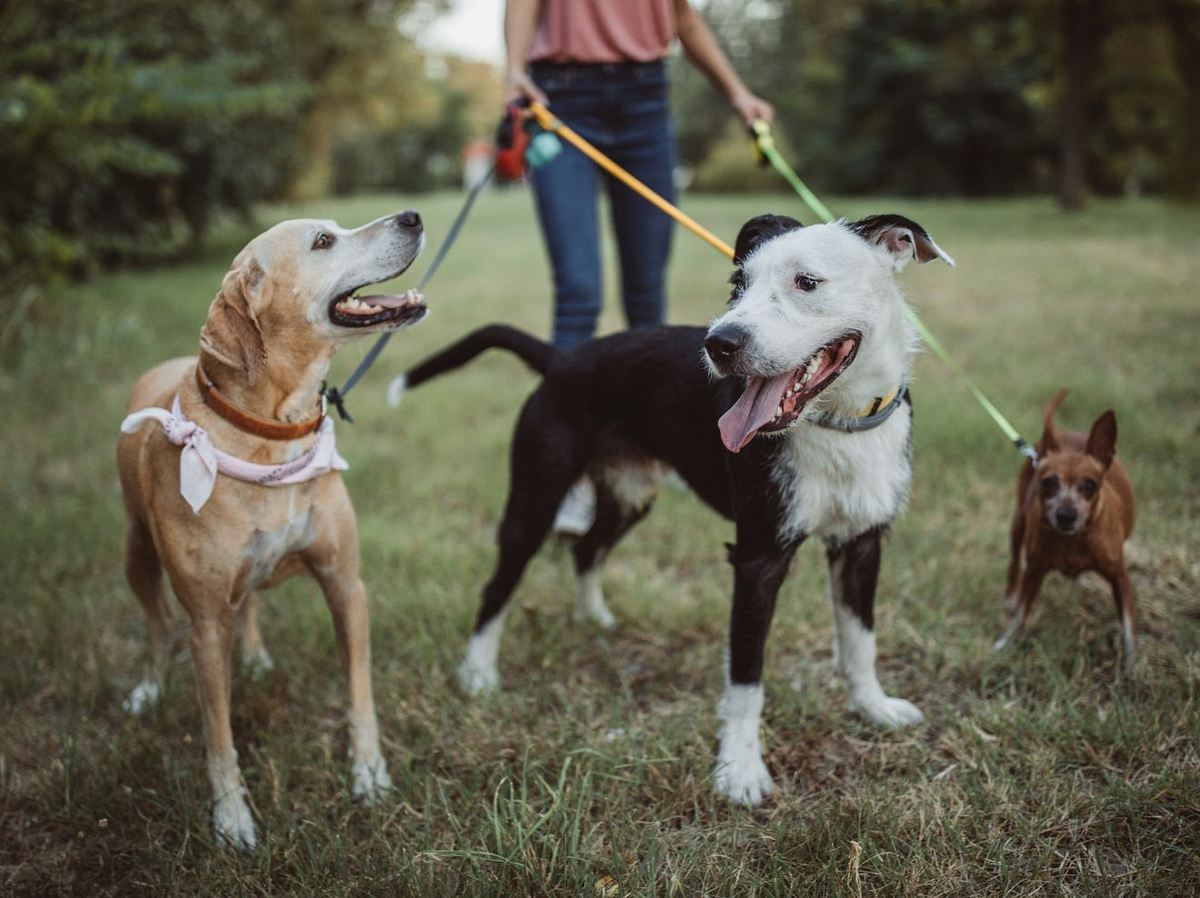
[312,567,391,802]
[189,610,257,851]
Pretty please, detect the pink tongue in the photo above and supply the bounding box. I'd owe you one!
[718,370,795,453]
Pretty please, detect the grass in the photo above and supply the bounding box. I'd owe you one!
[2,190,1199,897]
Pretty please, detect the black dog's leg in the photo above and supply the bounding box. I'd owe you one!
[570,488,653,629]
[826,527,923,728]
[714,528,801,807]
[458,397,587,694]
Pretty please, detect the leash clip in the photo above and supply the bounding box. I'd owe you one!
[321,383,354,423]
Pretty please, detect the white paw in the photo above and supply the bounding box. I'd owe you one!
[213,791,257,852]
[244,648,275,679]
[351,757,393,804]
[574,602,617,631]
[714,746,775,807]
[122,679,161,716]
[991,633,1014,652]
[386,374,407,408]
[457,657,499,696]
[853,694,925,730]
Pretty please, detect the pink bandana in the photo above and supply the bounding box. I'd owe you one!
[120,395,348,514]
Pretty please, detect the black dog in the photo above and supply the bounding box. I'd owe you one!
[394,213,953,804]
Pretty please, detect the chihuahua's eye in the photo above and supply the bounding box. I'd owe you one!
[312,232,335,251]
[1080,478,1098,498]
[794,273,821,292]
[1040,475,1060,497]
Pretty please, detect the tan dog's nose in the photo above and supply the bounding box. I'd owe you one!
[395,210,421,230]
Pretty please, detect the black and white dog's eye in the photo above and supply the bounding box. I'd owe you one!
[794,273,821,292]
[312,232,335,250]
[728,269,747,305]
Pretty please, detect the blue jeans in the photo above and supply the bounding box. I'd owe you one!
[529,61,677,350]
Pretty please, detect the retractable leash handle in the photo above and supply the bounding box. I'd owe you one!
[747,118,1038,463]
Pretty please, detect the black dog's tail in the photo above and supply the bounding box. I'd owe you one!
[388,324,555,406]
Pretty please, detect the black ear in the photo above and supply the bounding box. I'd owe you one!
[733,214,803,265]
[848,214,955,270]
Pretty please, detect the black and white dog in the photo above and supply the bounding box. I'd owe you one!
[393,213,953,805]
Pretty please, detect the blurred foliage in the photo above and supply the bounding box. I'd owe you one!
[0,0,484,290]
[677,0,1197,200]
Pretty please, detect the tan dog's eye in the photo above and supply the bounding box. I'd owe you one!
[312,232,335,251]
[1080,478,1098,498]
[1040,475,1059,497]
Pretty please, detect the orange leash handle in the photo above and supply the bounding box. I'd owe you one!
[527,101,736,260]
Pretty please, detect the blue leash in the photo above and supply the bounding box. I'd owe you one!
[322,168,494,422]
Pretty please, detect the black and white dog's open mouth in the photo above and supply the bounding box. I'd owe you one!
[718,332,860,453]
[329,287,426,329]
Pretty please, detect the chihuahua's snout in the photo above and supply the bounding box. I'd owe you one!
[394,210,422,230]
[1054,507,1079,530]
[705,324,749,367]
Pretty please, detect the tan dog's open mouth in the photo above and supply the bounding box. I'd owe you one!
[329,287,426,330]
[718,332,861,453]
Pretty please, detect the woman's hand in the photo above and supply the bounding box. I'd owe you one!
[730,90,774,127]
[506,68,547,105]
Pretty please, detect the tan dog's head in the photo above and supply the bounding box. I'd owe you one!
[1032,388,1118,536]
[200,211,425,384]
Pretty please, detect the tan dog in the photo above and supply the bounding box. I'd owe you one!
[117,211,425,849]
[993,389,1137,674]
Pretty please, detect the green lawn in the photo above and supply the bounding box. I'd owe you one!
[2,191,1199,897]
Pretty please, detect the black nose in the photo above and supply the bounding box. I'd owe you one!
[705,325,748,364]
[395,210,421,229]
[1055,508,1078,529]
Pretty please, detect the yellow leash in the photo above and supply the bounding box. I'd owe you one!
[528,100,1036,462]
[529,102,736,259]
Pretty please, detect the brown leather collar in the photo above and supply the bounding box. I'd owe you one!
[195,364,324,440]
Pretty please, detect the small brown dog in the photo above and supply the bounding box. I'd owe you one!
[993,389,1137,673]
[117,211,425,849]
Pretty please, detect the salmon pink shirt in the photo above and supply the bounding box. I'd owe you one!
[528,0,677,64]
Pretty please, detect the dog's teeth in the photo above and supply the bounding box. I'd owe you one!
[777,405,783,417]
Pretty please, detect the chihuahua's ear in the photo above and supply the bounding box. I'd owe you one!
[733,214,803,265]
[849,214,955,271]
[200,257,267,385]
[1086,409,1118,469]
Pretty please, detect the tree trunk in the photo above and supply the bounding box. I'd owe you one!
[1057,0,1092,211]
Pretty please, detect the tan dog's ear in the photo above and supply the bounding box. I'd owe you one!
[1038,387,1069,455]
[1086,410,1117,469]
[200,260,267,384]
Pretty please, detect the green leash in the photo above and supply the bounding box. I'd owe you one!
[749,121,1038,463]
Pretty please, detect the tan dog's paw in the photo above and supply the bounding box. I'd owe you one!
[351,757,392,804]
[213,791,257,852]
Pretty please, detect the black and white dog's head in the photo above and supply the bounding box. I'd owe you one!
[705,213,954,453]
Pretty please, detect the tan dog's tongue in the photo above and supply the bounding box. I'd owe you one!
[718,370,794,453]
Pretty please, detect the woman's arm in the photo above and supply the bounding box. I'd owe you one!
[674,0,774,125]
[505,0,547,103]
